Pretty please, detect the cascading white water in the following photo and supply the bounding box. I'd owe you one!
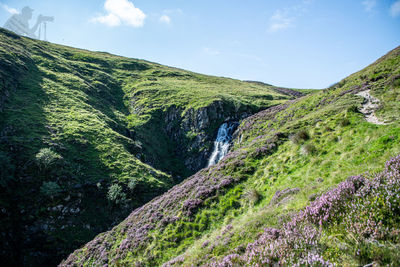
[207,122,238,167]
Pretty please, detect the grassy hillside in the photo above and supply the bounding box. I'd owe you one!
[62,46,400,266]
[0,28,295,266]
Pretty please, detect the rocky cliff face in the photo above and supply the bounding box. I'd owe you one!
[163,101,252,177]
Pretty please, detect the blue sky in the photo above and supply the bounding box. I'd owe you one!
[1,0,399,89]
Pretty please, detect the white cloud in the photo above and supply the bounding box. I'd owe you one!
[91,0,146,28]
[268,9,293,32]
[267,0,314,33]
[362,0,376,12]
[1,3,18,14]
[92,13,121,26]
[160,15,171,24]
[390,0,400,17]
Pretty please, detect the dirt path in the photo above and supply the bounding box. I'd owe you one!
[356,90,386,125]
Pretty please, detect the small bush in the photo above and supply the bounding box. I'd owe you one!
[243,188,262,205]
[128,179,137,190]
[301,143,317,155]
[107,184,126,204]
[40,181,62,198]
[35,148,62,170]
[290,130,310,144]
[346,105,358,113]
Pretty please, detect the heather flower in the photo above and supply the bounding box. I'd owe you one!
[211,154,400,266]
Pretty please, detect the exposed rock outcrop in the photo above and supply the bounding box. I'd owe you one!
[356,90,386,125]
[164,101,251,174]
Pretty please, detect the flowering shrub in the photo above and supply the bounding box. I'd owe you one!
[61,151,250,266]
[212,154,400,266]
[61,149,400,267]
[340,155,400,245]
[182,198,203,216]
[62,149,400,267]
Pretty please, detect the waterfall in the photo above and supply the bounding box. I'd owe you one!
[207,122,238,167]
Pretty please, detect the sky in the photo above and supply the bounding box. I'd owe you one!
[0,0,399,89]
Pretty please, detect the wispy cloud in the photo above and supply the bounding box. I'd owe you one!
[160,15,171,24]
[91,0,146,28]
[362,0,377,13]
[0,2,18,14]
[390,0,400,17]
[157,8,183,25]
[268,0,313,33]
[268,9,293,32]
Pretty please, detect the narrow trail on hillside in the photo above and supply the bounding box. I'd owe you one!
[356,90,386,125]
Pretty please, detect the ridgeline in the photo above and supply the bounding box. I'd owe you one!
[0,27,399,266]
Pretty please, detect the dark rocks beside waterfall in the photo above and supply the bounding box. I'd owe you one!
[163,101,250,175]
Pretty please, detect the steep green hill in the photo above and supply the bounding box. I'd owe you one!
[0,28,296,266]
[62,46,400,266]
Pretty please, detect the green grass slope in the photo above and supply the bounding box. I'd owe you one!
[0,28,294,266]
[62,46,400,266]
